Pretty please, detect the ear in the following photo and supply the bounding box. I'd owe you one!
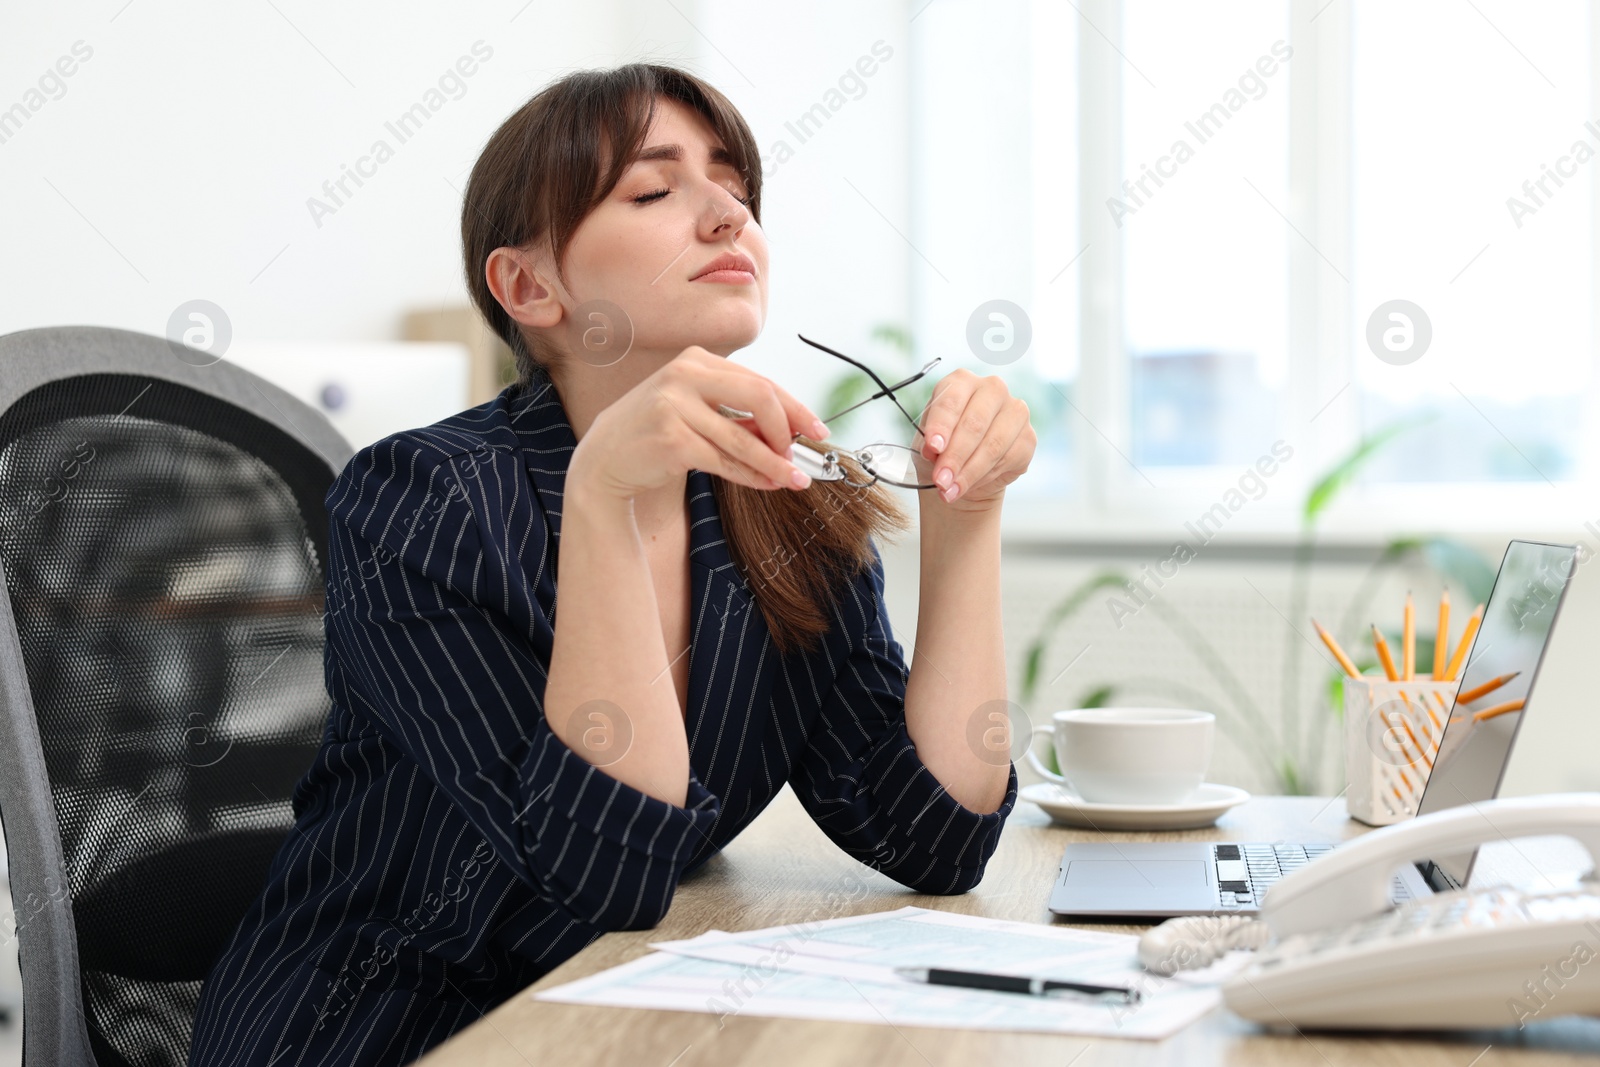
[486,241,565,331]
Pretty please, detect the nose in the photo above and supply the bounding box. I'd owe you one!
[699,180,750,241]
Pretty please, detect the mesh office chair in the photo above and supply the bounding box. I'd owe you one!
[0,325,353,1066]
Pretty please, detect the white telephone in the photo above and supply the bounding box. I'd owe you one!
[1140,793,1600,1030]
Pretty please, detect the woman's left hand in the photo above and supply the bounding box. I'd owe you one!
[914,369,1036,514]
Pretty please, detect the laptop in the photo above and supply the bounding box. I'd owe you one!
[1049,539,1580,919]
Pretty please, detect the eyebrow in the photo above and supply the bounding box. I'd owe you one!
[633,143,737,166]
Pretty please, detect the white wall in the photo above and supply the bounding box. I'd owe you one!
[0,0,913,416]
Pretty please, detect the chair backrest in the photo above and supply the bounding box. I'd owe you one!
[0,326,353,1066]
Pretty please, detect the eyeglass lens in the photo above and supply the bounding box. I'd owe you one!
[856,444,930,488]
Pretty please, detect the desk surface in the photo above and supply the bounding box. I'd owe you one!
[417,785,1600,1066]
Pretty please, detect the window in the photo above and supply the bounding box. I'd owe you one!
[910,0,1600,529]
[1350,0,1591,484]
[910,0,1077,498]
[1121,0,1290,470]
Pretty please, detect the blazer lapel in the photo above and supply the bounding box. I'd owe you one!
[510,376,774,813]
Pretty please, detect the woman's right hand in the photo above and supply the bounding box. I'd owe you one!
[566,346,831,503]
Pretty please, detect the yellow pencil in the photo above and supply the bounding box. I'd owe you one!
[1442,604,1485,682]
[1433,588,1450,679]
[1312,618,1360,678]
[1402,591,1415,680]
[1397,694,1434,770]
[1426,690,1448,733]
[1472,698,1526,723]
[1400,719,1433,771]
[1372,624,1399,681]
[1455,671,1520,706]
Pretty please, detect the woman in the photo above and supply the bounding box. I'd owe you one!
[189,62,1034,1066]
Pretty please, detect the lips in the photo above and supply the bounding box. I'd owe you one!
[691,250,757,281]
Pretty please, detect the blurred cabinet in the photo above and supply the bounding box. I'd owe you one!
[219,309,514,453]
[402,305,516,407]
[222,340,471,452]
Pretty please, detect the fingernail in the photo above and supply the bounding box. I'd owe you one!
[812,419,830,439]
[942,483,958,502]
[791,468,811,489]
[930,434,945,451]
[936,467,953,488]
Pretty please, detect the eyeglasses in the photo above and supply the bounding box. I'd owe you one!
[719,334,942,490]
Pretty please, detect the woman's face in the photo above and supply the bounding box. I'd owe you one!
[552,95,768,361]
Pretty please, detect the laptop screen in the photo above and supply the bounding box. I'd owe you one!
[1414,539,1579,886]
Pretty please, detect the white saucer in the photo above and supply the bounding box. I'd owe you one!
[1020,781,1251,831]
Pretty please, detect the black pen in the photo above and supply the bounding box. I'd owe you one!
[892,966,1141,1004]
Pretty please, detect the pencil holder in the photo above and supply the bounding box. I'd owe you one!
[1343,675,1461,826]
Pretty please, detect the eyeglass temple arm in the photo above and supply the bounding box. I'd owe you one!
[797,334,940,434]
[817,366,940,427]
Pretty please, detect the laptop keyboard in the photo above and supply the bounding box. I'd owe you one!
[1212,843,1416,907]
[1214,843,1338,908]
[1203,844,1420,908]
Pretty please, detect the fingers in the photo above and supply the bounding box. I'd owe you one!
[680,349,830,452]
[918,370,975,460]
[760,377,831,446]
[728,378,803,472]
[941,398,1030,500]
[922,375,1007,498]
[675,389,812,491]
[650,349,831,490]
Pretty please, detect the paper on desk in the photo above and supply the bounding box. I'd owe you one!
[533,906,1220,1039]
[652,907,1251,983]
[648,905,1133,981]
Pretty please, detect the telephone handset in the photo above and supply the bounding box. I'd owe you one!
[1139,794,1600,1030]
[1260,793,1600,937]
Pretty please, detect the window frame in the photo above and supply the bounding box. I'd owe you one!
[974,0,1600,540]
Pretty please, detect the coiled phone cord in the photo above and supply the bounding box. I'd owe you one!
[1137,915,1273,975]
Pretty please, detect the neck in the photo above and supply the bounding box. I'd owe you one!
[549,345,694,522]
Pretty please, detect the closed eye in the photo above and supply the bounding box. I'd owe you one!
[630,186,750,206]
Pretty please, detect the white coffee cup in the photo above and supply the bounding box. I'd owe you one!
[1025,707,1215,805]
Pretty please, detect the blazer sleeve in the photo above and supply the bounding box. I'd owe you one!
[320,434,721,931]
[788,539,1018,895]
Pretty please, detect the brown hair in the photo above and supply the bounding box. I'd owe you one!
[460,63,911,657]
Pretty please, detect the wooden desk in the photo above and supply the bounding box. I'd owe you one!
[418,786,1600,1066]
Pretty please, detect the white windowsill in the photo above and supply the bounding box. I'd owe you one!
[980,483,1600,550]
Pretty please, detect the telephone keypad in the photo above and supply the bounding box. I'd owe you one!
[1254,886,1556,971]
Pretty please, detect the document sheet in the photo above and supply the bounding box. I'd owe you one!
[532,905,1227,1038]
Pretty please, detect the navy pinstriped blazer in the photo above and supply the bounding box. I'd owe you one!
[187,374,1018,1066]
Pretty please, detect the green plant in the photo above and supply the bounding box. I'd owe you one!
[1018,414,1495,794]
